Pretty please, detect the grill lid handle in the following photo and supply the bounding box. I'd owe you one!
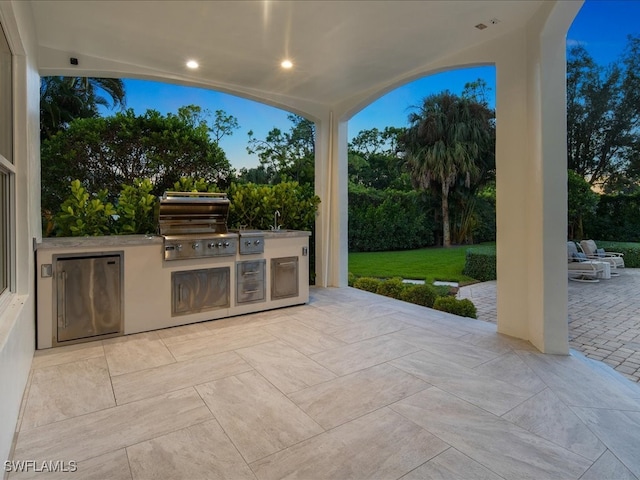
[163,191,227,199]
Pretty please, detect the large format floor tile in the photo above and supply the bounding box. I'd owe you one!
[111,351,253,404]
[166,327,276,362]
[390,350,535,416]
[580,450,639,480]
[103,332,176,376]
[263,319,346,355]
[236,340,336,394]
[20,356,115,430]
[127,420,256,480]
[31,342,105,369]
[390,388,592,479]
[519,351,640,410]
[502,388,606,461]
[289,363,428,429]
[250,407,448,480]
[326,315,411,343]
[400,447,503,480]
[310,335,420,375]
[571,407,640,477]
[13,389,212,463]
[196,371,323,463]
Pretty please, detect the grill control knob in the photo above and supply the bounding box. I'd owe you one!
[176,244,183,251]
[207,243,215,249]
[217,242,223,248]
[245,240,251,246]
[192,243,200,249]
[255,240,261,245]
[223,241,230,247]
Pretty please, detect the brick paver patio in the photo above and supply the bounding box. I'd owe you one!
[458,269,640,382]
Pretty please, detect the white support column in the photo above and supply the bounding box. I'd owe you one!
[314,112,348,287]
[495,2,580,354]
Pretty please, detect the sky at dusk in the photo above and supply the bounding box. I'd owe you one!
[105,0,640,170]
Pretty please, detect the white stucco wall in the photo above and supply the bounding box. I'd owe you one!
[0,0,40,464]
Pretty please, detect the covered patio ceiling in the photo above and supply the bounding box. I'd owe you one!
[31,0,544,116]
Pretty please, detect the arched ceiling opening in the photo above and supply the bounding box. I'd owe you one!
[30,0,545,120]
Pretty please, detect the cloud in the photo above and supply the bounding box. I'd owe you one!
[566,38,588,47]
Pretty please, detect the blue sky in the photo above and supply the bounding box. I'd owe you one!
[108,0,640,170]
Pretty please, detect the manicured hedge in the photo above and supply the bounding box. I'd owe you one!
[352,277,382,293]
[462,242,638,281]
[462,246,496,281]
[351,276,477,318]
[348,187,435,252]
[375,277,405,299]
[587,241,640,268]
[400,284,438,308]
[433,297,477,319]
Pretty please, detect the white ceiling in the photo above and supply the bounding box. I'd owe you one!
[29,0,545,117]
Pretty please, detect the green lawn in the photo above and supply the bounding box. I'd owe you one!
[348,244,492,285]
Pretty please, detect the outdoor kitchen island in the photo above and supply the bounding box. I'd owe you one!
[35,230,310,349]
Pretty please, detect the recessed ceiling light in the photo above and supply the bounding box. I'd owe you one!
[186,60,199,69]
[281,59,293,69]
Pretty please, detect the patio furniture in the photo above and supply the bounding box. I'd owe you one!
[580,239,625,273]
[567,242,607,282]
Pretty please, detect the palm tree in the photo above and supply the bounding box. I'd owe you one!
[40,76,125,140]
[400,92,493,247]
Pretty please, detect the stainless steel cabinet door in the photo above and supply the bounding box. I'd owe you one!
[172,267,230,316]
[56,255,122,343]
[271,256,299,300]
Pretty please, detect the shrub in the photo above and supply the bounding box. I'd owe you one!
[400,284,438,307]
[353,277,382,293]
[463,246,496,281]
[591,241,640,268]
[376,277,405,299]
[433,297,477,318]
[348,187,435,252]
[227,181,320,231]
[54,180,116,236]
[115,178,157,234]
[587,193,640,242]
[172,177,218,193]
[348,272,357,287]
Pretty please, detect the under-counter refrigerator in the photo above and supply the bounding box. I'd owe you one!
[53,253,123,345]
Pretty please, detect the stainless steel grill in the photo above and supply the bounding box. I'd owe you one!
[157,192,238,260]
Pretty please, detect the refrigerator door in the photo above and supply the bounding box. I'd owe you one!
[56,255,122,343]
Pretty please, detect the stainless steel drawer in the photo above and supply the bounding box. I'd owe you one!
[236,260,266,304]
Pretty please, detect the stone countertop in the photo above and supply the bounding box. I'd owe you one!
[37,230,311,250]
[37,235,164,249]
[238,230,311,238]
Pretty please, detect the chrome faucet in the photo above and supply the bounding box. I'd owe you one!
[272,210,281,231]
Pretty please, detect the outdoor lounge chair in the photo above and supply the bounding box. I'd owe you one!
[579,239,625,272]
[567,241,606,282]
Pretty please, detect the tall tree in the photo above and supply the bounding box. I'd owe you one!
[245,114,315,185]
[399,92,494,247]
[41,106,234,215]
[567,36,640,189]
[40,76,125,140]
[348,127,409,190]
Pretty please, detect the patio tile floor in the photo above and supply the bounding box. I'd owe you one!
[9,286,640,479]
